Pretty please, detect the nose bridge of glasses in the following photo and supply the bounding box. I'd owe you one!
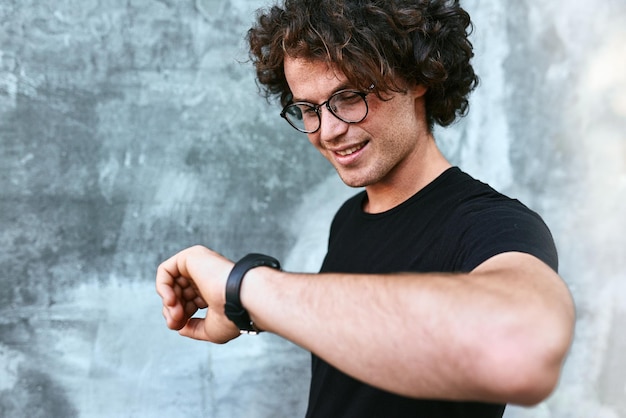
[314,98,334,115]
[316,94,346,123]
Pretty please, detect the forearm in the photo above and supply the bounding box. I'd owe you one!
[241,253,574,404]
[244,269,462,397]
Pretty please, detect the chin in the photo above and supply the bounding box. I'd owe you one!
[336,171,373,189]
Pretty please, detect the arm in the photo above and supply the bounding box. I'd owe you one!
[156,247,575,405]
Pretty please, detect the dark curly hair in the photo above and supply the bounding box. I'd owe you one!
[247,0,479,130]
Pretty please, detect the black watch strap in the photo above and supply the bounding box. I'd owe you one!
[224,253,281,334]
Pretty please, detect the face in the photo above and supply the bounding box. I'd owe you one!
[283,56,430,190]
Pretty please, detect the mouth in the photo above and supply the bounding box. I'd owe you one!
[334,141,368,157]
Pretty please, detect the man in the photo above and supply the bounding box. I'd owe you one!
[156,0,575,417]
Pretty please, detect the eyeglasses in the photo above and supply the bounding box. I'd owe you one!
[280,89,370,134]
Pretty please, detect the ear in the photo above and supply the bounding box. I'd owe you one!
[410,83,428,98]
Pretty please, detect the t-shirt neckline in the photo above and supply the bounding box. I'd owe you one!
[358,166,461,219]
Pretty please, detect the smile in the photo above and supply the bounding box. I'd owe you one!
[335,142,367,157]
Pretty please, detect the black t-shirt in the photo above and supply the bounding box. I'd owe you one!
[305,167,558,418]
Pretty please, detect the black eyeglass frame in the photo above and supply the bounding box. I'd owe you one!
[280,89,370,134]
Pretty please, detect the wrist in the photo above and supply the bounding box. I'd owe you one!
[239,266,277,333]
[224,253,281,335]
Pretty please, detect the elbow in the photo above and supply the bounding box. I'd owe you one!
[509,341,573,405]
[477,347,567,406]
[501,357,564,406]
[481,311,575,405]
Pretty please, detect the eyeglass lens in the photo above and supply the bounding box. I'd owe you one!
[282,90,368,133]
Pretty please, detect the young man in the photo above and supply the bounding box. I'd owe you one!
[156,1,575,416]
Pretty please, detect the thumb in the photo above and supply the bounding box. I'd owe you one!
[179,315,240,344]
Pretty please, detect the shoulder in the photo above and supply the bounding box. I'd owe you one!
[441,170,558,272]
[436,168,542,217]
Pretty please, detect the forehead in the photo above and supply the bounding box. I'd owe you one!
[284,56,349,101]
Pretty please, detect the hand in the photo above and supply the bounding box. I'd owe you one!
[155,245,240,343]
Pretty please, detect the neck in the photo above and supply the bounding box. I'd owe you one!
[363,135,451,214]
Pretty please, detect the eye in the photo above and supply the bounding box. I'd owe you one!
[334,91,362,105]
[284,105,303,119]
[299,105,318,118]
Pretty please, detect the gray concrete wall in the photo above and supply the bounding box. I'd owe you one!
[1,1,624,417]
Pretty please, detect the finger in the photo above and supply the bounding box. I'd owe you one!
[156,268,179,307]
[174,283,183,300]
[165,300,200,331]
[194,295,208,309]
[179,312,239,344]
[183,299,202,318]
[179,318,238,344]
[156,251,188,293]
[159,287,179,309]
[182,285,200,301]
[178,317,209,340]
[176,276,190,288]
[162,305,184,330]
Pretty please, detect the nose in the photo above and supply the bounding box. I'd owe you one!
[317,105,349,143]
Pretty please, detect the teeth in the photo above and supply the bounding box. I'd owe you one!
[337,144,364,156]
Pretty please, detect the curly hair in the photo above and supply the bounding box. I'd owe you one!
[247,0,479,130]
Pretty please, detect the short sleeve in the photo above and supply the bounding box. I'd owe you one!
[457,200,558,272]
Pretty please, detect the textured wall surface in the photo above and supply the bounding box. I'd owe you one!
[1,1,625,417]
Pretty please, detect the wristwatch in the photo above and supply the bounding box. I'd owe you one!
[224,253,281,334]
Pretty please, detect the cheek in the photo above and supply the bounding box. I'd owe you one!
[306,134,328,156]
[307,133,320,148]
[368,94,418,125]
